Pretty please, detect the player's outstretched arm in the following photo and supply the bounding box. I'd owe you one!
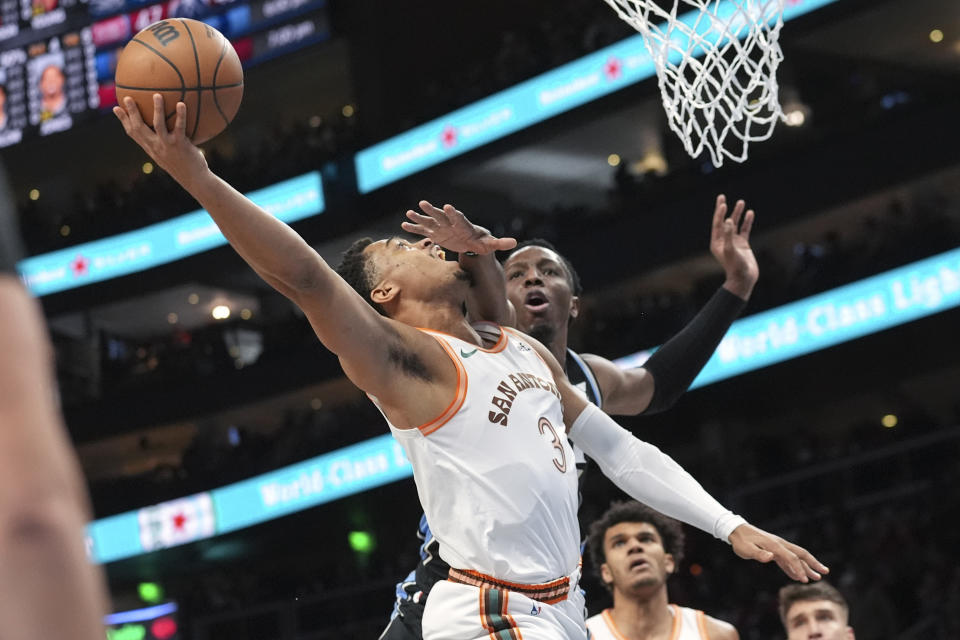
[524,337,826,583]
[402,200,517,325]
[113,96,445,404]
[581,195,757,416]
[114,95,320,300]
[568,402,828,582]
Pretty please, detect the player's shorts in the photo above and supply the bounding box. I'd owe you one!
[421,568,587,640]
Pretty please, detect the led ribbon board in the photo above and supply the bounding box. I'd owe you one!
[86,435,412,564]
[615,247,960,387]
[84,247,960,564]
[17,171,324,296]
[353,0,842,193]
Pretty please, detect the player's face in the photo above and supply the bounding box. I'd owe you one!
[600,522,674,595]
[40,66,64,97]
[784,601,854,640]
[365,236,467,302]
[503,246,578,338]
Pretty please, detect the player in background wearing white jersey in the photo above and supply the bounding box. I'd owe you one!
[586,501,738,640]
[0,164,110,640]
[384,198,758,640]
[778,582,855,640]
[116,95,827,639]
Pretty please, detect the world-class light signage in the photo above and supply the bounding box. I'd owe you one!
[211,434,413,534]
[16,171,324,296]
[353,0,842,193]
[614,247,960,387]
[84,246,960,563]
[85,434,412,564]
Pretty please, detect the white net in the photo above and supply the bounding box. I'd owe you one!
[602,0,786,166]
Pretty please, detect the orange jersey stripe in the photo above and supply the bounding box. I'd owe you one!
[450,568,570,605]
[457,568,570,591]
[418,324,509,353]
[669,605,682,640]
[417,334,468,435]
[696,610,711,640]
[417,336,467,436]
[601,609,630,640]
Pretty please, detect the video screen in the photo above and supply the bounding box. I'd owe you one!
[0,59,28,145]
[14,27,97,135]
[0,0,327,145]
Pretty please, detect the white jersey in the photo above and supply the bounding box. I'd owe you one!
[382,323,581,584]
[586,606,711,640]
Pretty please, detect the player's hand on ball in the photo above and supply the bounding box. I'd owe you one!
[113,93,208,191]
[401,200,517,256]
[728,523,829,583]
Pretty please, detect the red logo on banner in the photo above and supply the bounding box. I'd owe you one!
[138,493,216,551]
[441,126,457,148]
[605,57,622,80]
[71,255,89,276]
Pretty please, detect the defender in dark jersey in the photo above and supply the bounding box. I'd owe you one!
[381,197,758,640]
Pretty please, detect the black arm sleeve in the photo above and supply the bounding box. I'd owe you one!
[640,287,746,415]
[0,161,23,275]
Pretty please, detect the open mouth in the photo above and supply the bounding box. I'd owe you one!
[524,291,549,312]
[628,558,650,571]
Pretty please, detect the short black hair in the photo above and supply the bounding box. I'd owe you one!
[503,238,583,296]
[587,500,685,589]
[336,237,387,316]
[778,582,849,626]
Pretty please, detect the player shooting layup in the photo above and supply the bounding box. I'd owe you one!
[115,95,827,639]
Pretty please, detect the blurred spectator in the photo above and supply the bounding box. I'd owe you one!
[777,581,854,640]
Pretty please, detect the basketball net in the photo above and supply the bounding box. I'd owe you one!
[602,0,786,166]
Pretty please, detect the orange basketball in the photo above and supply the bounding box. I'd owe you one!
[115,18,243,144]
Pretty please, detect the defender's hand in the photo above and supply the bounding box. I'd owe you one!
[402,201,516,256]
[710,194,759,299]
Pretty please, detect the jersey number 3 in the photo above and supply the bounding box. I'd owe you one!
[538,417,567,473]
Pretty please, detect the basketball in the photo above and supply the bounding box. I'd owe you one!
[114,18,243,144]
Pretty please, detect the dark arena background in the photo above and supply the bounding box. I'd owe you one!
[4,0,960,637]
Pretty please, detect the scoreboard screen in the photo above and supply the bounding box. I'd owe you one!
[0,0,88,40]
[0,0,328,147]
[0,0,97,146]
